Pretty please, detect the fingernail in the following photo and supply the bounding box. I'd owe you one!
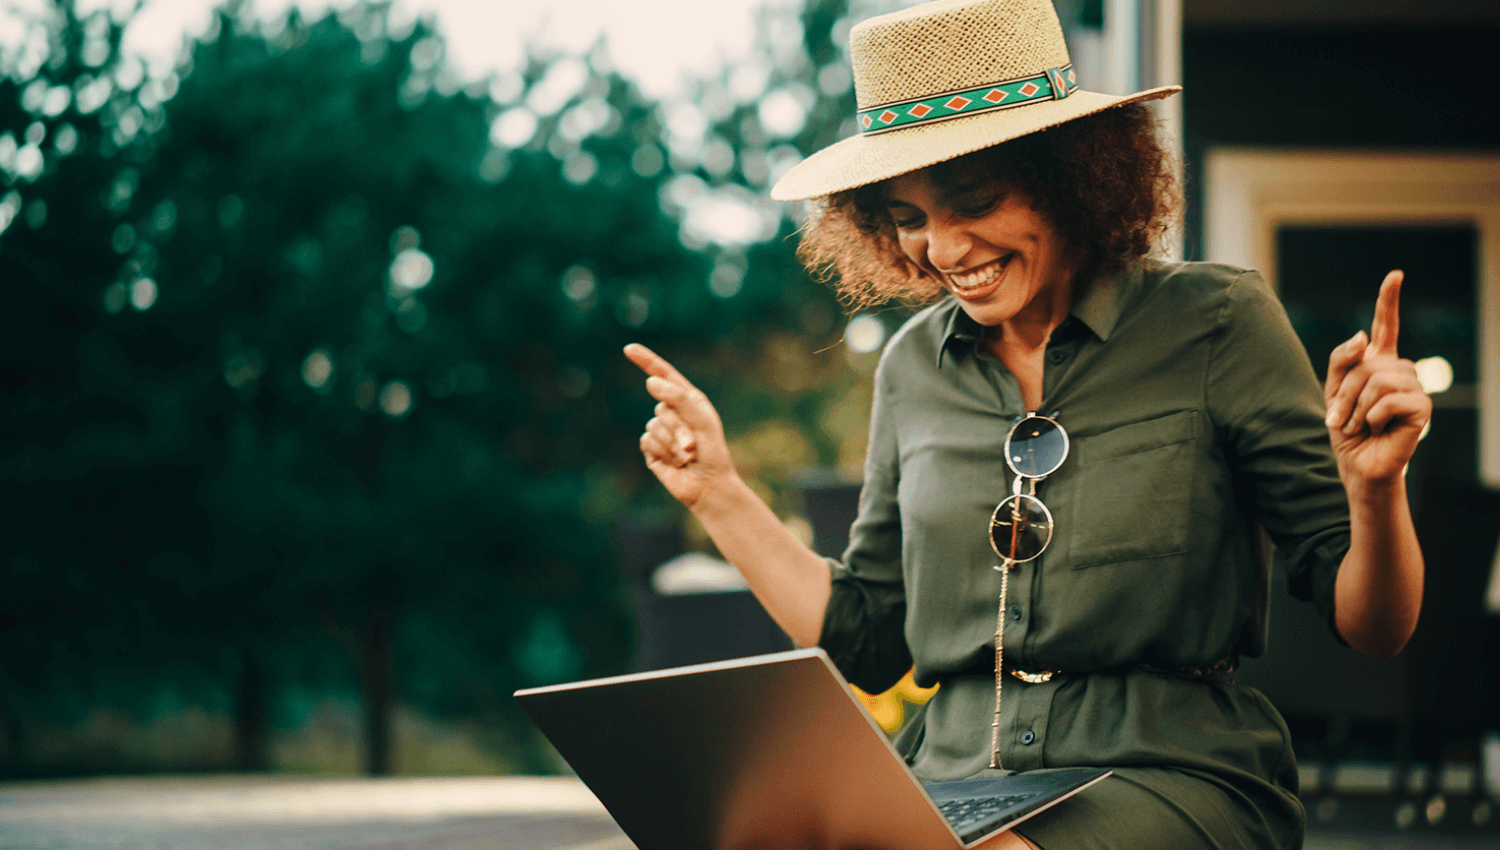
[1325,409,1338,428]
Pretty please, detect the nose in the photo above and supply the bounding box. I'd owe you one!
[925,217,971,272]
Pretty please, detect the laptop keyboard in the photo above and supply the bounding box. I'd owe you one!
[938,793,1037,832]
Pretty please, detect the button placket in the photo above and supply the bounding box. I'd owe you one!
[1004,677,1055,771]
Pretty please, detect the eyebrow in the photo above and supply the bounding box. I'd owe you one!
[940,180,998,203]
[885,179,1002,212]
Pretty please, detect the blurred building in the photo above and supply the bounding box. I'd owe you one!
[1076,0,1500,820]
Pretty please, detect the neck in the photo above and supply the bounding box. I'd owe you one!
[994,268,1077,353]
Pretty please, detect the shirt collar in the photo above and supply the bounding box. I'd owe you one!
[937,262,1144,367]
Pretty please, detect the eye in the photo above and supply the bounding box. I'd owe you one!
[953,192,1000,218]
[888,208,925,230]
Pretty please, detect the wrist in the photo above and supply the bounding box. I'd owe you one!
[688,471,754,522]
[1341,469,1409,516]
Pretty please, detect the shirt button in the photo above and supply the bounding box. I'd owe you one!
[1021,730,1036,745]
[1047,349,1068,365]
[1011,605,1023,621]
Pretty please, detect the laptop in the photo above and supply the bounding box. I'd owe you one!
[514,648,1109,849]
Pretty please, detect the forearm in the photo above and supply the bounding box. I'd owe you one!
[1333,476,1424,657]
[690,474,833,649]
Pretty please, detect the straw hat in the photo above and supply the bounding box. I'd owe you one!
[770,0,1180,201]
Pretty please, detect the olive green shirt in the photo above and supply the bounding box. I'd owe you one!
[820,261,1351,848]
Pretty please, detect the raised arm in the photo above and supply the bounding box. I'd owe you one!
[624,343,832,648]
[1323,271,1431,657]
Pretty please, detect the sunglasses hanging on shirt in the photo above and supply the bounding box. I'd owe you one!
[990,413,1069,565]
[988,412,1068,769]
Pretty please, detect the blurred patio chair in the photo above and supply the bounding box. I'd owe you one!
[618,519,790,672]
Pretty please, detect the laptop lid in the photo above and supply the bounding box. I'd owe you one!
[515,648,1103,850]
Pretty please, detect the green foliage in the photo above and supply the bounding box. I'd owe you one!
[1,0,880,776]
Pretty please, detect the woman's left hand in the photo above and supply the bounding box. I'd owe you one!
[1323,270,1434,486]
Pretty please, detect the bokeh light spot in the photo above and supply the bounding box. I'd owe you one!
[526,57,589,116]
[0,135,17,176]
[223,349,264,389]
[708,254,746,299]
[15,144,43,181]
[561,265,597,307]
[757,87,809,138]
[699,135,735,178]
[379,381,413,417]
[152,199,177,233]
[562,150,598,185]
[111,222,136,253]
[129,278,157,311]
[490,106,538,148]
[728,60,771,104]
[24,199,46,229]
[618,285,652,328]
[390,225,421,253]
[42,85,71,117]
[102,282,127,314]
[846,315,886,354]
[53,124,78,155]
[302,348,335,391]
[389,248,434,291]
[631,145,663,177]
[1414,355,1453,395]
[817,62,853,96]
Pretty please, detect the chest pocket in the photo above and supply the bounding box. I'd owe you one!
[1060,409,1201,569]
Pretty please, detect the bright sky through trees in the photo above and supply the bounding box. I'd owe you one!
[0,0,788,97]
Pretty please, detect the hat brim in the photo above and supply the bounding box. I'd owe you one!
[770,86,1180,201]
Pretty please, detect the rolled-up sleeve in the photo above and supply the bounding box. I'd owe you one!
[819,352,913,693]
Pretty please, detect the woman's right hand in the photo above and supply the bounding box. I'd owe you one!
[624,343,737,511]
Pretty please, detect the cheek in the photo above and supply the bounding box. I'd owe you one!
[896,233,928,268]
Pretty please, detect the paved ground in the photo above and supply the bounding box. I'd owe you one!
[1,773,1498,849]
[0,776,634,850]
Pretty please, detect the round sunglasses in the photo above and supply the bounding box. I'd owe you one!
[989,413,1069,565]
[987,412,1068,769]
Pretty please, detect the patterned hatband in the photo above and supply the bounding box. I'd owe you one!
[857,65,1077,136]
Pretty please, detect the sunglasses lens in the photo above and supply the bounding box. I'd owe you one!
[1006,416,1068,477]
[989,494,1053,562]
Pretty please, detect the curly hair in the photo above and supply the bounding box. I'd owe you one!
[794,104,1181,311]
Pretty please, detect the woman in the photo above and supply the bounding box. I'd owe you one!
[626,1,1429,847]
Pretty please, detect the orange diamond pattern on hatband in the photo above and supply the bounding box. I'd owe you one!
[855,64,1077,136]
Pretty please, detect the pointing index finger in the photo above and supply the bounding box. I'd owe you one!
[1367,270,1403,355]
[624,343,702,394]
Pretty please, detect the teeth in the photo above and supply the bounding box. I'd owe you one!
[948,255,1011,290]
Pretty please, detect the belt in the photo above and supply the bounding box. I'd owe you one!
[1002,655,1239,684]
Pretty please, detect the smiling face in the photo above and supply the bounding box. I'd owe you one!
[884,167,1076,329]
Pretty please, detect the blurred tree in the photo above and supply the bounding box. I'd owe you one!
[115,0,724,775]
[2,0,886,778]
[0,0,194,774]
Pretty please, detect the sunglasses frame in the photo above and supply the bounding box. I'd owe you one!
[987,411,1068,770]
[989,413,1068,564]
